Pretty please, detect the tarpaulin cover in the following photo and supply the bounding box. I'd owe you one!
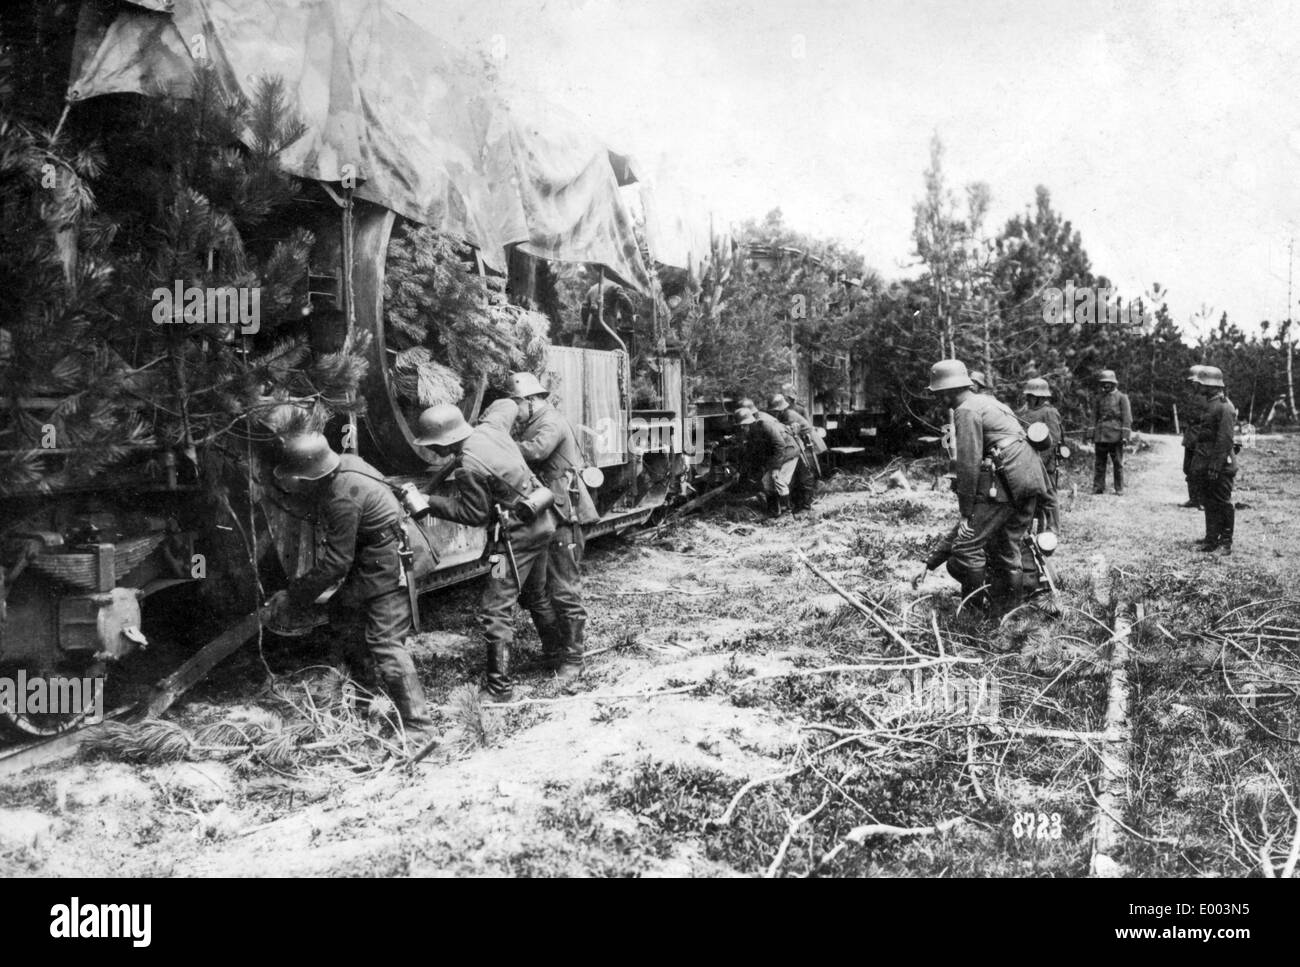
[67,0,650,291]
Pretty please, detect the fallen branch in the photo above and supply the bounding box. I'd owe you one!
[766,791,831,878]
[811,816,967,872]
[710,760,808,828]
[1090,581,1134,877]
[796,551,926,658]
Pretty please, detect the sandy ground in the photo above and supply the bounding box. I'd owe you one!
[1,434,1293,877]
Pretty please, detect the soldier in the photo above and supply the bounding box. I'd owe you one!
[768,392,822,512]
[969,370,990,395]
[1180,365,1208,509]
[269,432,434,738]
[927,360,1050,612]
[733,406,800,517]
[509,373,601,679]
[1017,378,1062,531]
[414,400,556,702]
[779,382,808,417]
[1190,366,1237,554]
[1089,369,1132,495]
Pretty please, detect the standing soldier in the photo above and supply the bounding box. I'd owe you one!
[509,373,601,679]
[768,392,822,512]
[927,360,1050,612]
[1190,366,1237,554]
[413,399,555,702]
[733,406,800,517]
[1017,378,1063,531]
[269,432,434,739]
[969,371,990,395]
[1090,369,1132,495]
[1180,365,1208,509]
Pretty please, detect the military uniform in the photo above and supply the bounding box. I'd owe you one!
[1191,392,1237,549]
[1017,400,1062,531]
[748,411,800,508]
[1091,387,1132,493]
[774,405,820,511]
[949,394,1050,605]
[1180,405,1204,508]
[424,400,556,698]
[513,398,601,668]
[286,454,432,728]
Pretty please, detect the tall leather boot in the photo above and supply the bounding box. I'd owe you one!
[778,494,792,516]
[961,568,989,612]
[484,641,513,701]
[532,615,564,668]
[1093,453,1106,494]
[767,494,783,518]
[380,667,435,732]
[556,616,585,680]
[1006,570,1026,609]
[1114,465,1124,495]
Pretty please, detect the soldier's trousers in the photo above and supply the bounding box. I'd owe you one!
[947,496,1037,579]
[1182,448,1202,505]
[520,524,587,663]
[480,532,549,696]
[762,458,798,497]
[1093,442,1124,492]
[352,590,433,728]
[1199,472,1236,545]
[790,455,818,510]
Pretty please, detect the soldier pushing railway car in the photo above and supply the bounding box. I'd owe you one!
[733,406,799,518]
[414,399,555,702]
[269,433,434,738]
[509,372,601,679]
[768,393,821,512]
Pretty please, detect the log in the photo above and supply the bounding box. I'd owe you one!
[1090,577,1133,877]
[144,612,261,718]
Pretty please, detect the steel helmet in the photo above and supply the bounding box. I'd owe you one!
[768,393,789,410]
[274,432,341,484]
[1198,366,1225,388]
[1023,377,1051,398]
[968,369,987,390]
[510,372,547,399]
[733,407,756,425]
[1186,364,1208,383]
[413,403,473,446]
[1098,369,1118,384]
[928,360,973,392]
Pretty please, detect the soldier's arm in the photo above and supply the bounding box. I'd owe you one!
[953,407,982,518]
[1047,408,1064,445]
[1212,403,1236,467]
[515,412,564,464]
[288,493,361,609]
[425,469,495,526]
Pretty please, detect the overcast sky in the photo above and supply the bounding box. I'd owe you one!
[396,0,1300,335]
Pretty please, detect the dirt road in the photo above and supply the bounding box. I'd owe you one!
[3,434,1297,877]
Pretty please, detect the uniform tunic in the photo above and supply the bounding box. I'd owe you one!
[949,394,1049,577]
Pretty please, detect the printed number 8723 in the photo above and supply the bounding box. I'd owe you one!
[1012,812,1063,840]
